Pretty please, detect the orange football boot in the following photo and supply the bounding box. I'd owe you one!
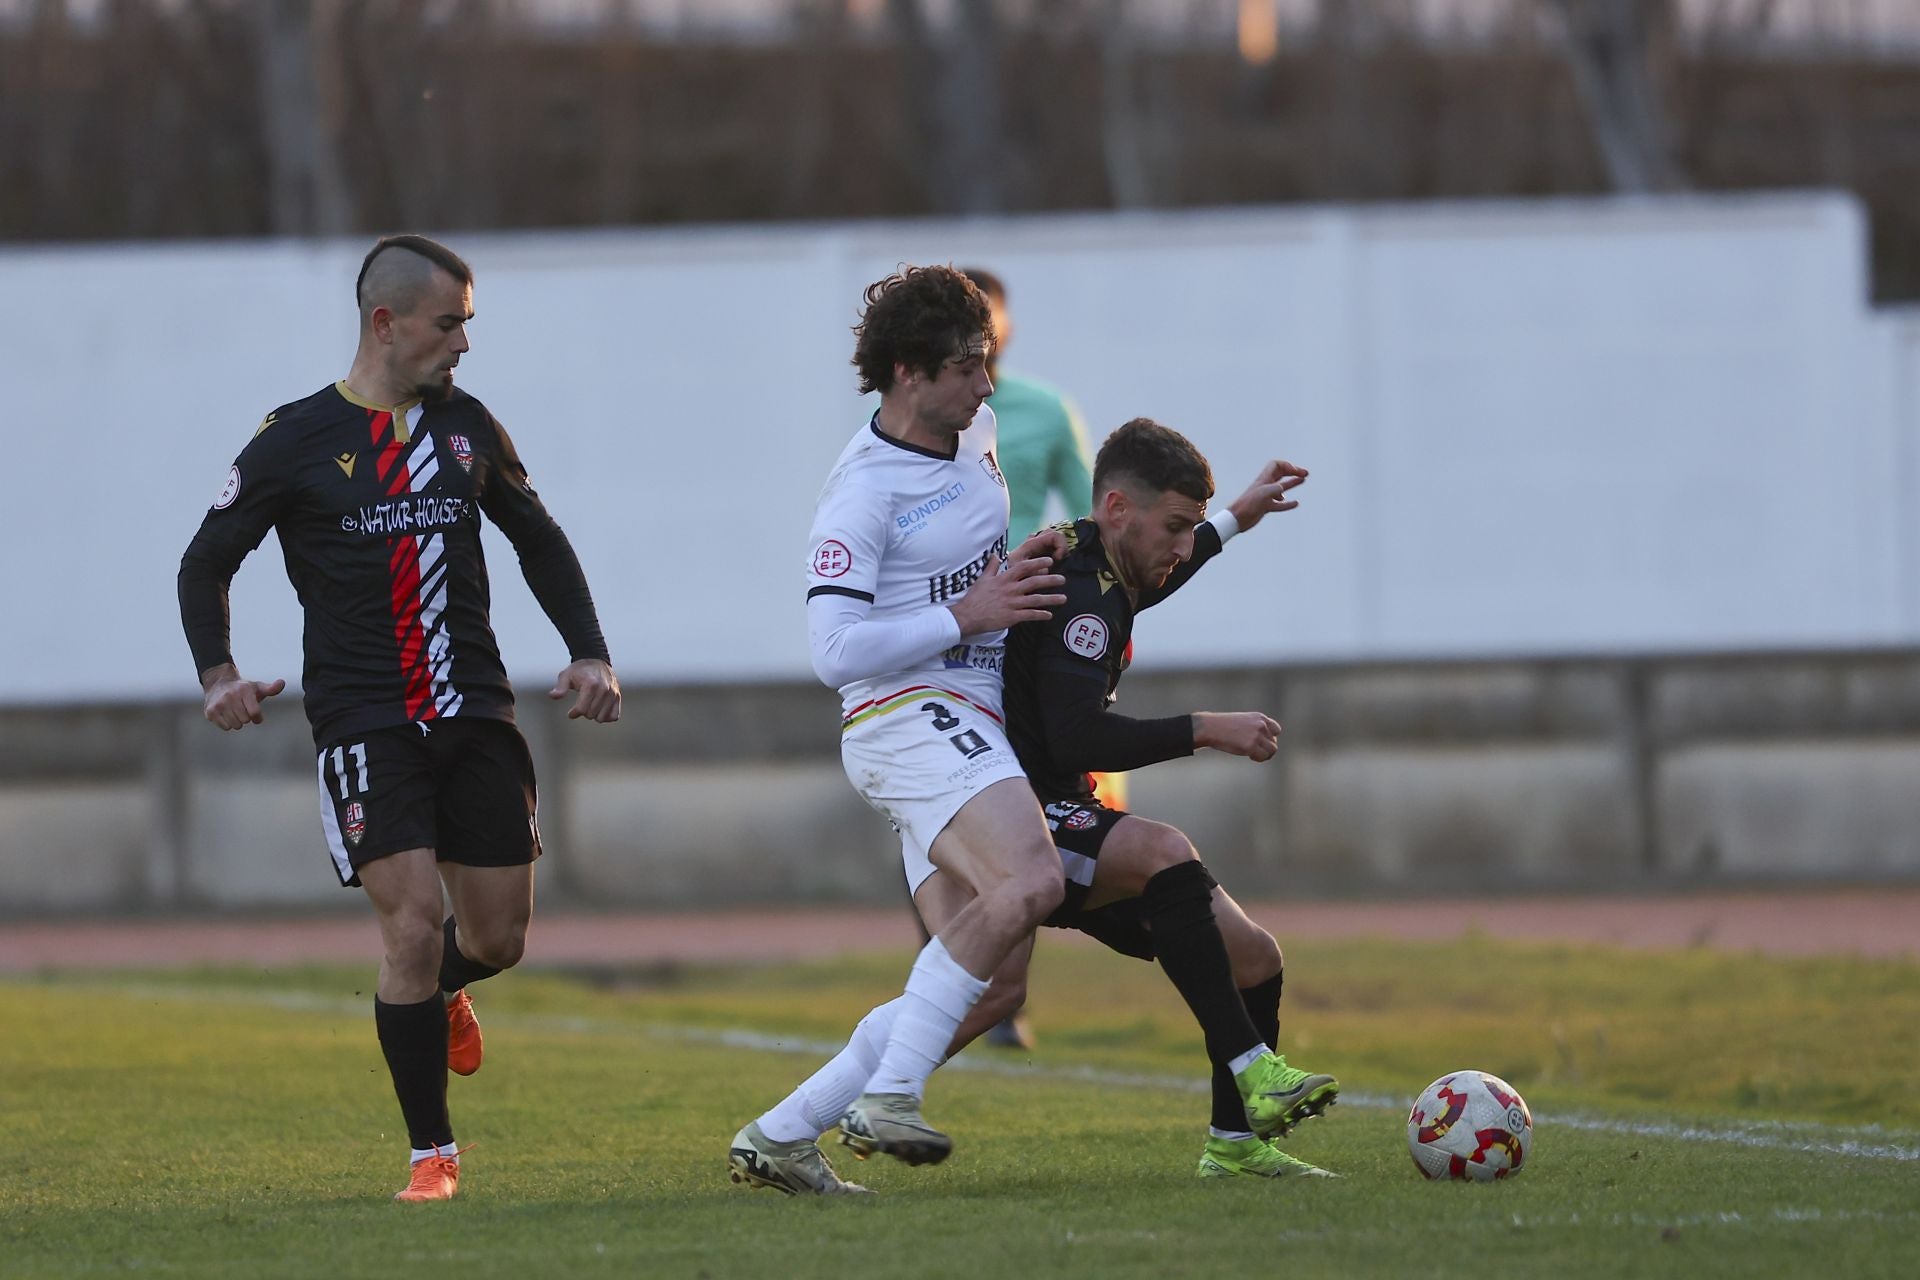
[393,1148,467,1203]
[446,989,484,1076]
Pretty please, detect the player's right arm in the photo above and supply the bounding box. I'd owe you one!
[805,479,1063,688]
[177,421,292,730]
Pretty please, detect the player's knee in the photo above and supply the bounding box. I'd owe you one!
[462,923,527,971]
[384,912,443,978]
[1234,928,1283,986]
[1147,826,1199,874]
[1011,857,1066,921]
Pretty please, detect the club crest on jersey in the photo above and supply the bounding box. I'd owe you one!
[343,802,366,847]
[980,450,1007,488]
[447,434,474,472]
[813,539,853,578]
[1065,613,1110,660]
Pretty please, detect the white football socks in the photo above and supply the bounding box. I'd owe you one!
[756,997,902,1144]
[862,937,987,1099]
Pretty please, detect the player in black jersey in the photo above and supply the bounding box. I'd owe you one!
[177,234,621,1203]
[994,417,1341,1179]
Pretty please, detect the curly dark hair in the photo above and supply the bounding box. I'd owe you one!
[1092,418,1216,504]
[851,265,996,395]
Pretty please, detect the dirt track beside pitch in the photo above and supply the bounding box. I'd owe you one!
[1,888,1913,974]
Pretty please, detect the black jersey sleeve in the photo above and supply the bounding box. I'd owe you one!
[177,422,295,678]
[1030,571,1194,776]
[1136,519,1223,612]
[476,415,612,665]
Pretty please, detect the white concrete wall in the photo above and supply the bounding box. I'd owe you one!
[0,192,1902,703]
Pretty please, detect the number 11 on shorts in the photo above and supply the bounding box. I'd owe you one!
[329,742,369,800]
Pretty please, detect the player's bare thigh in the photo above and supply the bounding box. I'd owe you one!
[440,861,534,970]
[922,776,1059,896]
[921,777,1062,973]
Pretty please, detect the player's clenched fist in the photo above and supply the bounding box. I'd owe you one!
[1192,710,1283,762]
[199,663,287,731]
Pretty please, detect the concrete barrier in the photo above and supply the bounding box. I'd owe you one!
[3,651,1918,916]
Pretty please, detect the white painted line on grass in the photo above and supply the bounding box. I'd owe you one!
[24,977,1920,1164]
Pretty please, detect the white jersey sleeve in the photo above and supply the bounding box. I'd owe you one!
[805,437,962,688]
[802,411,1014,714]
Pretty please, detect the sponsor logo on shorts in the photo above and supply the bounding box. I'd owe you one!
[1065,807,1098,830]
[343,801,366,847]
[939,643,1004,674]
[1064,613,1109,660]
[448,433,474,472]
[813,539,853,578]
[213,465,241,510]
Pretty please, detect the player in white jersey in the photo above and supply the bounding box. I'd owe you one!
[728,266,1068,1194]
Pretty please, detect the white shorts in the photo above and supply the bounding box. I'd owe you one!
[839,682,1027,894]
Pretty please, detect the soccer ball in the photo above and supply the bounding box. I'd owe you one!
[1407,1070,1532,1181]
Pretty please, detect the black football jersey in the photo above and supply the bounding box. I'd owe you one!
[1003,517,1223,801]
[179,382,608,746]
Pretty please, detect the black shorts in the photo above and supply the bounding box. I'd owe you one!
[1039,798,1156,962]
[314,717,540,888]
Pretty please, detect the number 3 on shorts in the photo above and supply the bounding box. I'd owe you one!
[920,701,994,761]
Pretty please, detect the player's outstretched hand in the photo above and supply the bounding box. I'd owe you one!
[200,663,286,731]
[948,553,1067,634]
[551,658,622,723]
[1193,710,1282,762]
[1227,459,1309,532]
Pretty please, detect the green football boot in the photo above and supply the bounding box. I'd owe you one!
[1197,1134,1337,1179]
[1235,1053,1340,1139]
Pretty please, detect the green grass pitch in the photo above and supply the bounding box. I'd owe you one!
[3,934,1916,1278]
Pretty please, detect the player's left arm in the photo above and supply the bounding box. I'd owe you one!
[476,415,620,723]
[1138,458,1309,611]
[1025,578,1193,775]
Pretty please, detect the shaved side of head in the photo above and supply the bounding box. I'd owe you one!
[355,234,472,326]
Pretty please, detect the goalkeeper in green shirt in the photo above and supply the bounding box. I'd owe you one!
[961,268,1094,546]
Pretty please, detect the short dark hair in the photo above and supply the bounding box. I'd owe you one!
[958,266,1005,304]
[851,265,995,395]
[355,234,472,310]
[1093,418,1216,505]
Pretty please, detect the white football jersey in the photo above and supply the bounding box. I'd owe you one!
[806,409,1012,714]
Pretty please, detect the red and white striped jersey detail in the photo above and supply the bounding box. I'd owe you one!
[372,408,463,721]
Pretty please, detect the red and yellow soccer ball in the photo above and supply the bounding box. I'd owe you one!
[1407,1070,1533,1181]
